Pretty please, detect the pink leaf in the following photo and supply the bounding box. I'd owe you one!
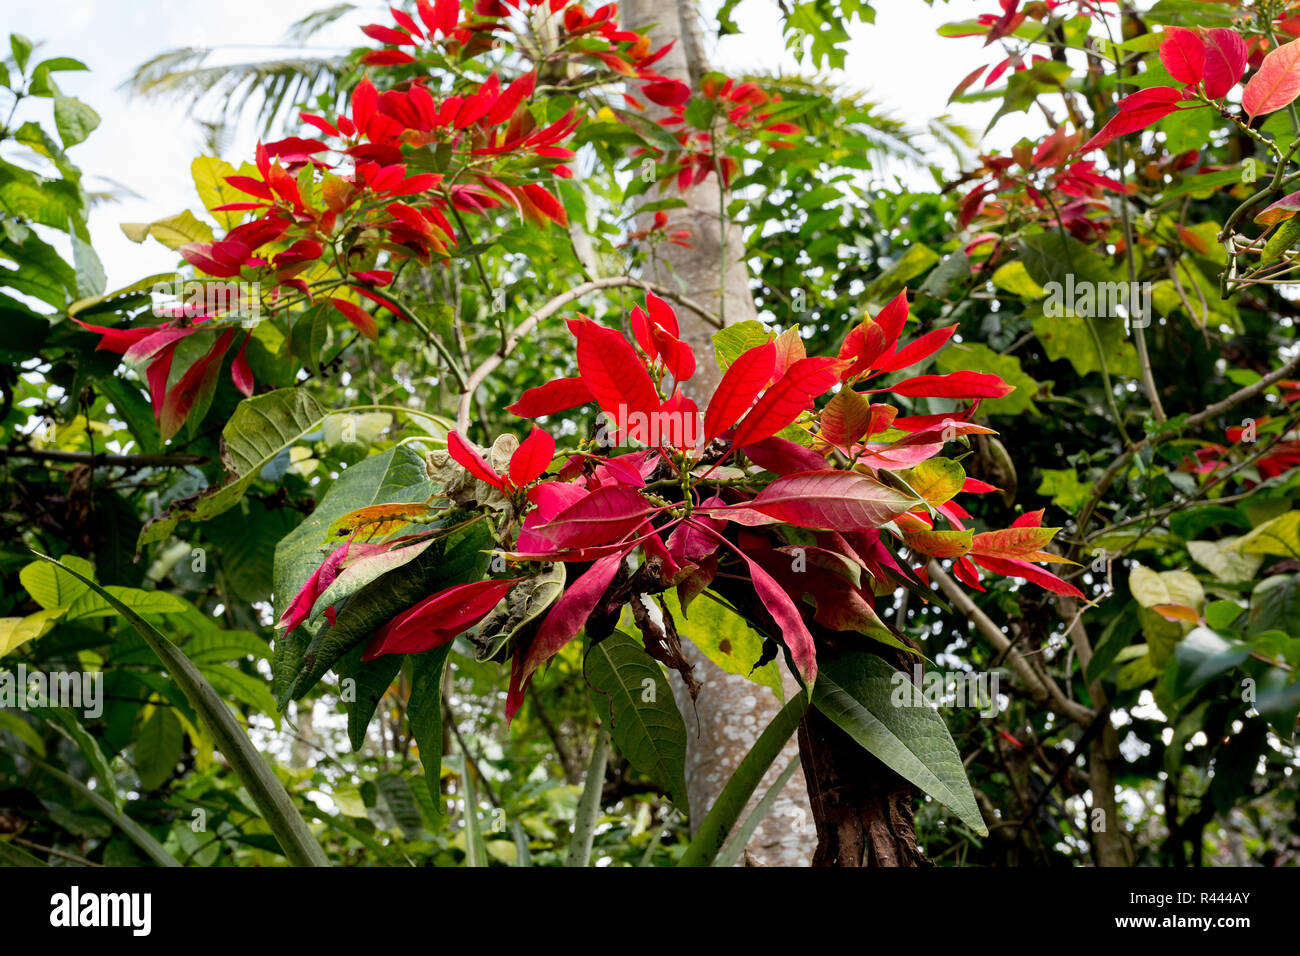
[1203,27,1247,99]
[748,470,921,531]
[521,550,626,684]
[529,485,657,550]
[1159,26,1206,86]
[1243,38,1300,119]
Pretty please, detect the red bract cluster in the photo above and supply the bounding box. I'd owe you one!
[956,128,1131,241]
[649,74,800,191]
[294,293,1083,723]
[72,315,254,440]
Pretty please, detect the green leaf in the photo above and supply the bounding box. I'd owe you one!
[1037,467,1092,511]
[52,94,99,147]
[712,319,771,371]
[0,710,45,757]
[811,650,986,834]
[135,706,183,790]
[139,388,328,547]
[31,553,328,866]
[1248,573,1300,636]
[10,34,33,72]
[339,648,400,751]
[714,757,799,867]
[409,643,453,813]
[1170,627,1249,697]
[19,554,93,609]
[65,585,187,621]
[585,629,688,811]
[191,155,245,232]
[31,759,180,867]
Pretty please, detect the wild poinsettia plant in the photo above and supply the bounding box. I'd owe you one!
[280,291,1081,731]
[69,0,772,440]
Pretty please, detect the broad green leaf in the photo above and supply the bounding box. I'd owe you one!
[585,629,688,811]
[0,608,65,656]
[1232,511,1300,558]
[339,647,400,751]
[135,706,183,790]
[1037,467,1092,511]
[139,388,328,547]
[811,650,986,834]
[1248,573,1300,636]
[712,319,771,371]
[1187,538,1263,584]
[121,209,213,250]
[19,554,94,609]
[52,94,99,147]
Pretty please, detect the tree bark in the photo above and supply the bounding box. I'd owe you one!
[620,0,813,867]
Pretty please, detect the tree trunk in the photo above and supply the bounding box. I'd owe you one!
[620,0,813,867]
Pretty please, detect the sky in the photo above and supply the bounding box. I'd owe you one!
[4,0,1029,291]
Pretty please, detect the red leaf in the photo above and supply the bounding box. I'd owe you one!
[1159,26,1205,85]
[447,431,505,489]
[971,553,1083,598]
[521,550,626,684]
[231,335,254,397]
[871,324,957,374]
[748,470,921,531]
[878,370,1014,399]
[362,23,416,46]
[529,485,657,550]
[1203,27,1247,99]
[159,330,235,439]
[575,322,661,423]
[1243,38,1300,119]
[518,183,568,226]
[708,531,816,684]
[1079,87,1184,153]
[874,289,910,346]
[329,298,378,340]
[363,578,521,660]
[506,376,594,417]
[509,426,555,488]
[971,524,1060,559]
[838,319,888,381]
[642,79,691,107]
[703,341,775,440]
[742,435,827,475]
[730,356,844,448]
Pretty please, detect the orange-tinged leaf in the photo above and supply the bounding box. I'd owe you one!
[1152,603,1202,623]
[903,529,973,558]
[327,503,434,540]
